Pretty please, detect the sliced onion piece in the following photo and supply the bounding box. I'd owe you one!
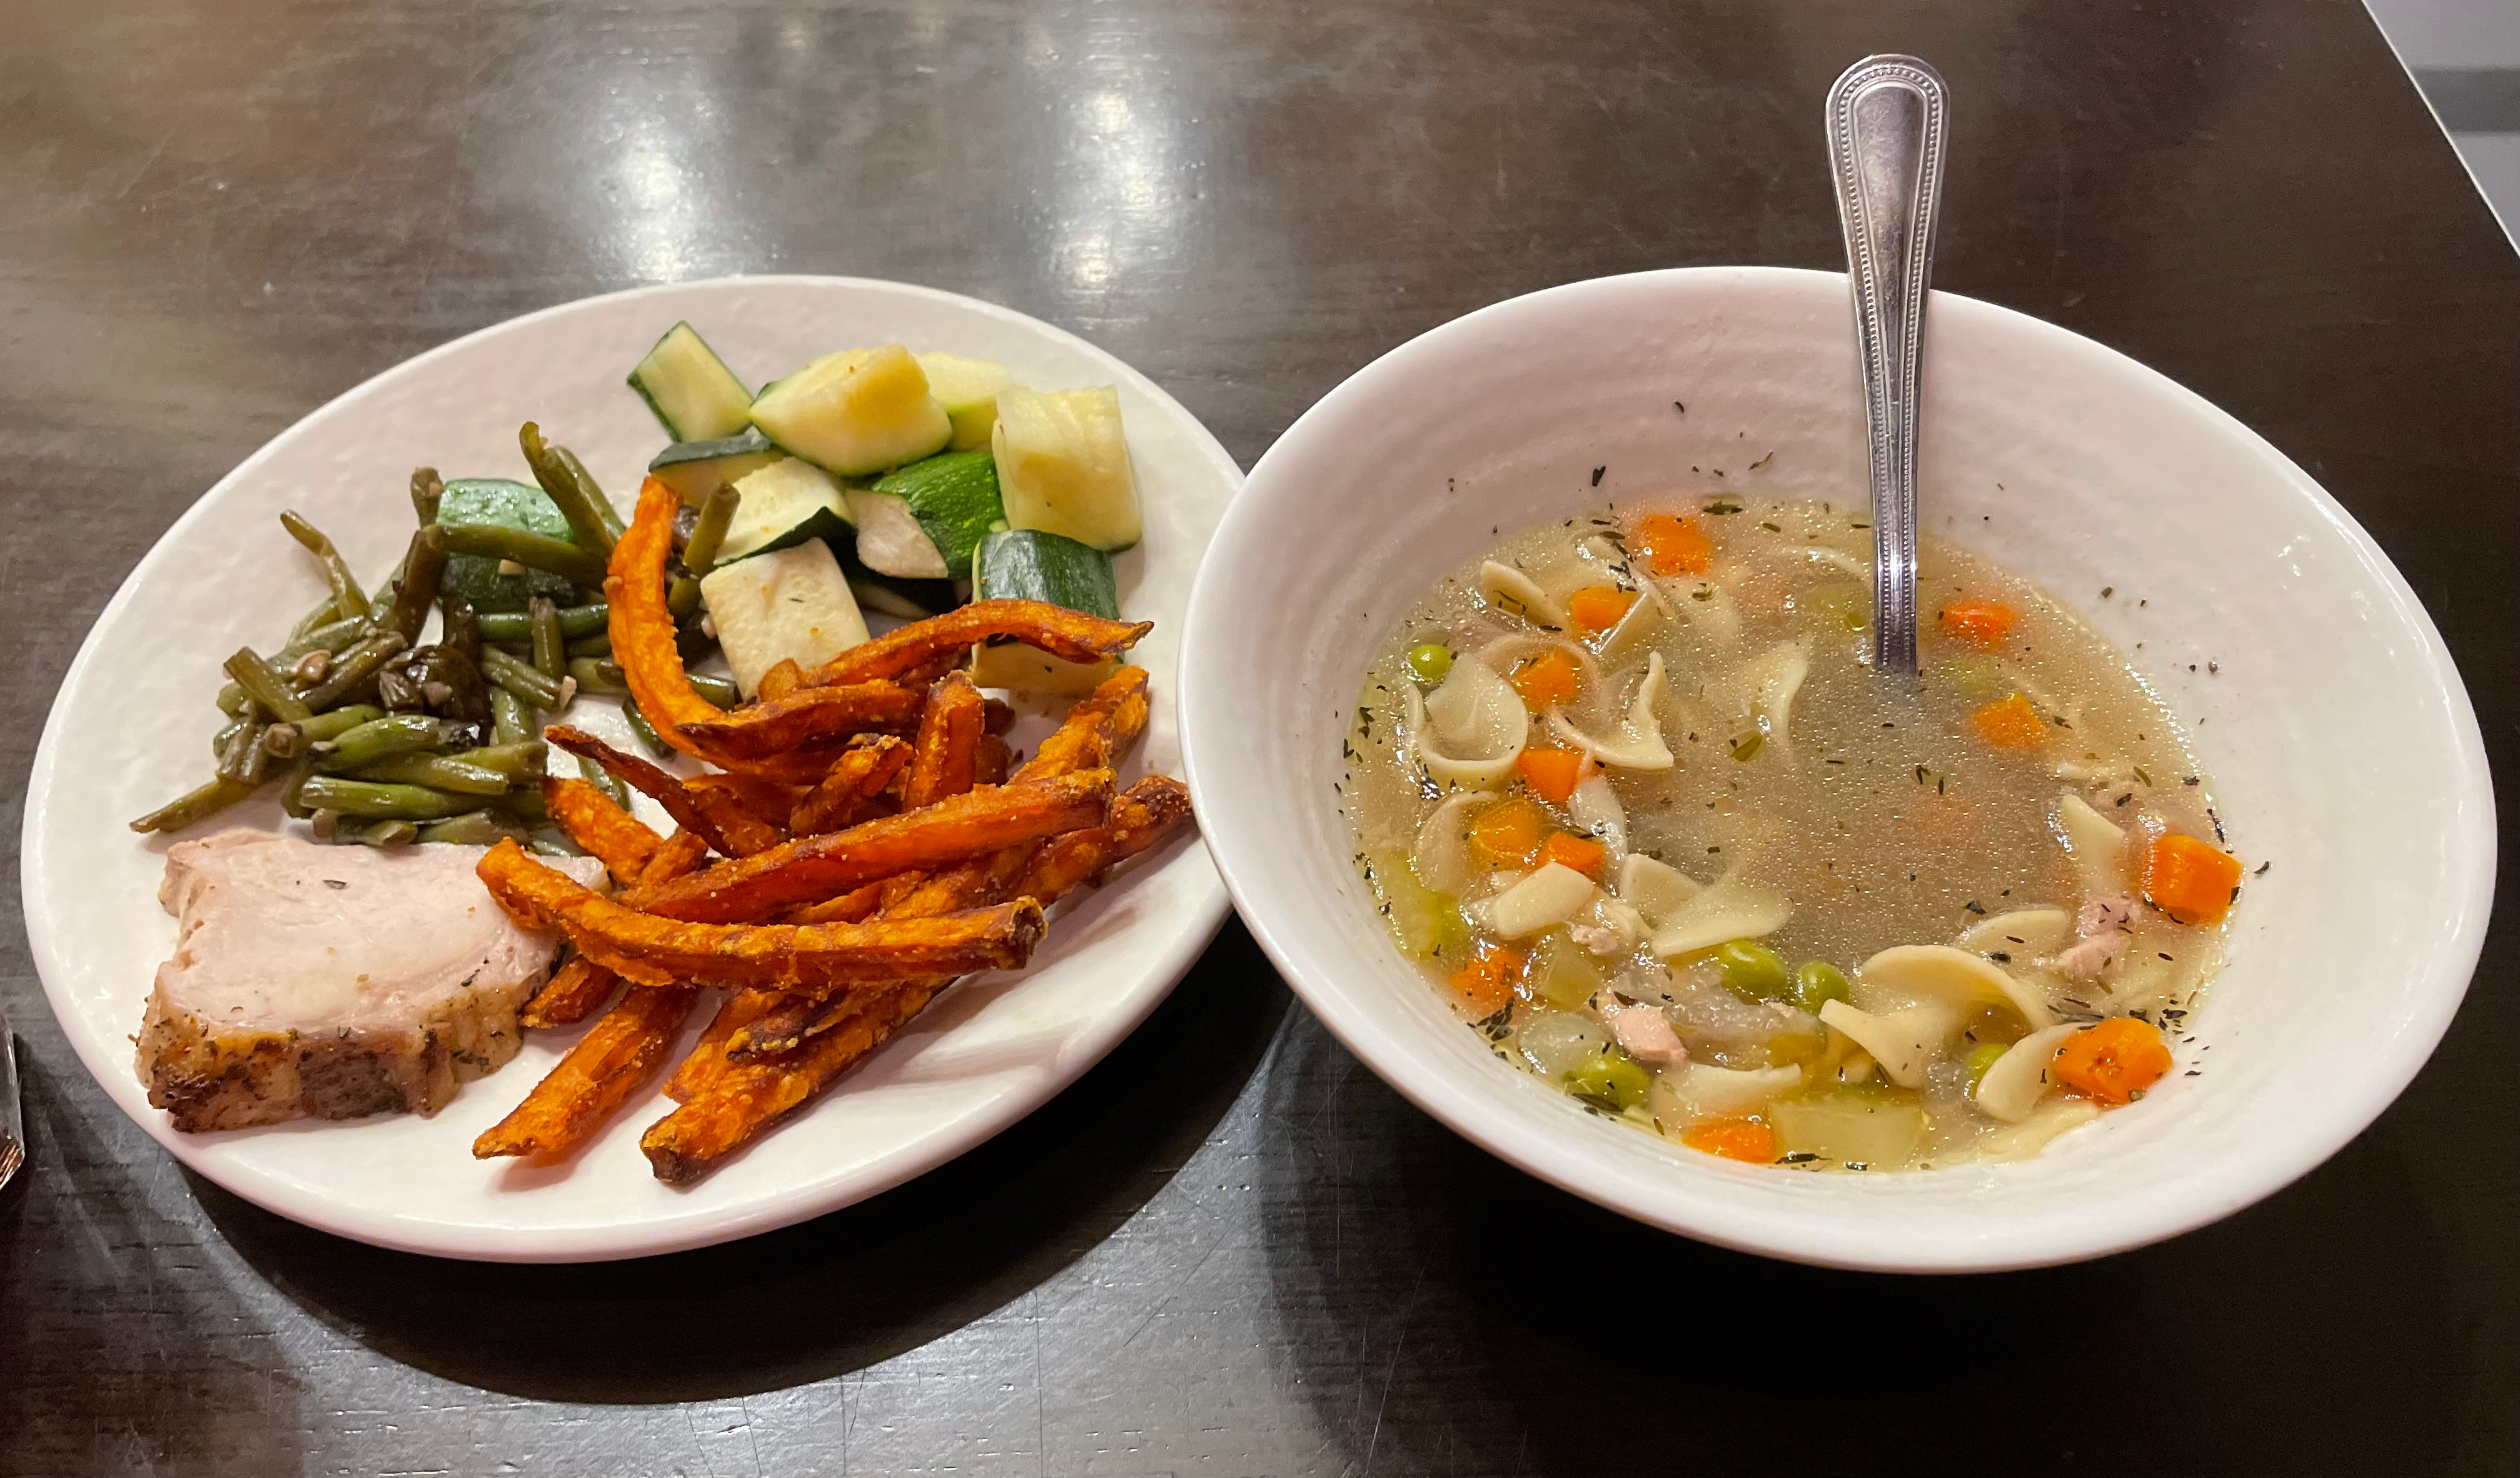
[1971,1022,2083,1122]
[1404,655,1528,789]
[1546,650,1673,770]
[1488,862,1599,938]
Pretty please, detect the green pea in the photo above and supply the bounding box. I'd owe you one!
[1406,641,1456,685]
[1566,1052,1651,1111]
[1713,938,1790,1001]
[1964,1041,2008,1096]
[1792,959,1852,1015]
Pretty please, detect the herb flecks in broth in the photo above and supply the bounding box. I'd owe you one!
[1348,495,2240,1173]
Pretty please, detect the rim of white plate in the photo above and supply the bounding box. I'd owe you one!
[1178,264,2494,1272]
[24,275,1239,1260]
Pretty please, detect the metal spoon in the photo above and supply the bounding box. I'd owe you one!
[1827,54,1948,678]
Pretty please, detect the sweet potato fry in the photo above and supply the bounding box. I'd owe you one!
[784,880,888,926]
[638,828,712,885]
[607,478,725,758]
[667,987,779,1102]
[642,979,949,1184]
[476,839,1046,993]
[627,769,1113,923]
[522,955,623,1029]
[1019,666,1149,781]
[1012,775,1197,901]
[800,600,1151,688]
[544,725,784,858]
[541,775,663,885]
[684,772,806,833]
[675,681,924,760]
[475,984,700,1161]
[789,736,911,836]
[903,671,986,810]
[757,657,805,703]
[723,991,821,1063]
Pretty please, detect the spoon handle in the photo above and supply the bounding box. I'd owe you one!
[1827,54,1948,678]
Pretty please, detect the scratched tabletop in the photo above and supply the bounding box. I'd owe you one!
[8,2,2520,1474]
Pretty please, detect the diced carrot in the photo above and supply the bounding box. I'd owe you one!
[1681,1118,1780,1164]
[2142,832,2244,925]
[2050,1017,2173,1105]
[1938,599,2019,646]
[1468,798,1546,867]
[1514,747,1591,805]
[1539,830,1606,880]
[1633,513,1714,576]
[1509,650,1580,710]
[1446,939,1523,1018]
[1567,585,1637,634]
[1970,693,2047,750]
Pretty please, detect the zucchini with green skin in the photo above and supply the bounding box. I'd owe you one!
[718,459,856,565]
[915,352,1014,451]
[992,385,1141,551]
[968,528,1125,693]
[844,488,948,580]
[648,426,785,506]
[434,479,582,612]
[748,344,951,476]
[699,537,871,696]
[869,449,1005,580]
[628,322,754,441]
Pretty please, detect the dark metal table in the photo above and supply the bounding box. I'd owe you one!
[7,2,2518,1473]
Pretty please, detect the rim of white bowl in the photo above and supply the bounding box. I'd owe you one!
[1179,264,2494,1272]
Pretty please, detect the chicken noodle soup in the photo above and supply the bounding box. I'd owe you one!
[1344,496,2240,1170]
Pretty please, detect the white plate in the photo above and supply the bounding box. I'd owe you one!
[23,276,1238,1262]
[1181,266,2495,1272]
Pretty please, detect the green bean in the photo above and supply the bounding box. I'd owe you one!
[687,670,740,710]
[261,722,304,760]
[212,716,248,762]
[287,592,345,644]
[275,615,370,664]
[481,645,564,709]
[496,786,549,822]
[528,830,585,859]
[565,631,613,659]
[382,525,451,645]
[315,714,452,772]
[476,603,608,642]
[216,683,253,719]
[280,753,320,819]
[528,596,565,682]
[520,422,625,553]
[347,753,511,795]
[579,752,633,810]
[223,647,312,724]
[456,740,550,782]
[567,656,630,697]
[130,775,258,833]
[296,775,484,820]
[333,817,421,848]
[295,705,388,743]
[667,574,703,620]
[620,695,670,758]
[410,466,444,526]
[438,594,482,665]
[439,522,608,589]
[279,510,369,622]
[300,631,409,711]
[418,812,529,847]
[489,686,532,746]
[682,485,738,576]
[216,719,271,782]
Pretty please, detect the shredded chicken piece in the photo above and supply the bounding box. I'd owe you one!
[2078,894,2137,937]
[1605,1002,1688,1066]
[2047,893,2138,982]
[1567,897,1646,957]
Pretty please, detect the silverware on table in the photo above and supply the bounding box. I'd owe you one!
[1826,53,1948,680]
[0,1008,21,1190]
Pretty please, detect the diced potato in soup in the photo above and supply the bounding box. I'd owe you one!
[1343,496,2237,1172]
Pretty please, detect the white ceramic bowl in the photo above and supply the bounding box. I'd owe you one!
[1178,266,2494,1272]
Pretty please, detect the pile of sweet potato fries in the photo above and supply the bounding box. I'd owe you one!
[470,477,1195,1182]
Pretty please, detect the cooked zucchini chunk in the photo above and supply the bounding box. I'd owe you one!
[991,385,1141,552]
[698,538,869,696]
[968,528,1126,694]
[648,426,785,506]
[867,449,1005,581]
[628,322,754,442]
[435,478,583,611]
[718,459,855,565]
[748,344,952,476]
[915,351,1014,451]
[844,488,947,580]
